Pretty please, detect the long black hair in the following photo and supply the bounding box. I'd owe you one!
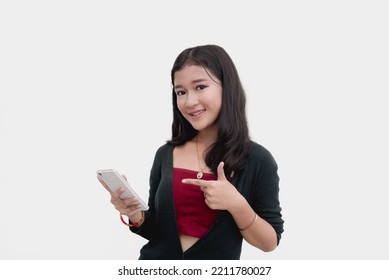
[168,44,250,176]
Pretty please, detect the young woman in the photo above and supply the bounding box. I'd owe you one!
[98,44,284,259]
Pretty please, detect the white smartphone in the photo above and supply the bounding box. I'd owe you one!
[96,169,149,211]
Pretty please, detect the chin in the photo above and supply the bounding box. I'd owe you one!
[191,125,202,131]
[190,122,205,130]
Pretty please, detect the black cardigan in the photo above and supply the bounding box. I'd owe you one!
[130,141,284,259]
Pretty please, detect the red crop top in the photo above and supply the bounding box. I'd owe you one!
[173,168,218,238]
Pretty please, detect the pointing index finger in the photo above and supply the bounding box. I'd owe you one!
[182,178,207,187]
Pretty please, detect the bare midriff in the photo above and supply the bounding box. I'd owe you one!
[180,234,200,252]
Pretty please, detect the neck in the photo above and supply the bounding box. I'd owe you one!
[196,126,217,147]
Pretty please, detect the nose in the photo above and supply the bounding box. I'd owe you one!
[185,91,199,107]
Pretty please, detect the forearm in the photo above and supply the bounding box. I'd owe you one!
[229,198,278,252]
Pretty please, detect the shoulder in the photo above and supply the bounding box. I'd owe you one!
[150,143,173,176]
[153,142,173,161]
[236,141,280,192]
[248,141,276,161]
[246,140,278,170]
[156,142,173,154]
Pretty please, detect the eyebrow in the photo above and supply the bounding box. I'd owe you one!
[174,78,209,90]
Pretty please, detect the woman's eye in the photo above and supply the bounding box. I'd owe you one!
[176,91,185,96]
[196,85,206,91]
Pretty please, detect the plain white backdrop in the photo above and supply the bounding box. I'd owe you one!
[1,0,388,260]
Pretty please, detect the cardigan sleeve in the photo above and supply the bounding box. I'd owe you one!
[249,144,284,245]
[129,145,164,239]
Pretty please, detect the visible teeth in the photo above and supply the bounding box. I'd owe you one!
[190,110,204,116]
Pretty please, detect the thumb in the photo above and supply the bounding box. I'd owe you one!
[217,162,227,181]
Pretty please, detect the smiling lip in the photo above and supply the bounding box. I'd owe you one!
[188,109,205,117]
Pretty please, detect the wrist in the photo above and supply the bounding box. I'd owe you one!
[129,211,145,227]
[129,212,143,224]
[120,211,145,227]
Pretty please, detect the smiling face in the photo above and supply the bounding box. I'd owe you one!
[173,65,223,136]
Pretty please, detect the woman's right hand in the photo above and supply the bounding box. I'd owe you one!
[97,174,143,223]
